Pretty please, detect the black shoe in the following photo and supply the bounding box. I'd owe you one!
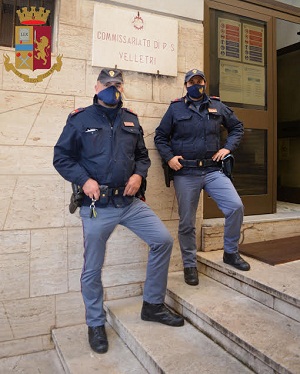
[88,325,108,353]
[223,252,250,271]
[141,301,184,327]
[184,267,199,285]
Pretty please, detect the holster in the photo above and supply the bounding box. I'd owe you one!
[135,178,147,201]
[69,183,84,214]
[221,154,234,181]
[162,160,174,187]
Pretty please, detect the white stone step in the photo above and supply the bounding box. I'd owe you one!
[105,295,253,374]
[166,272,300,374]
[197,250,300,322]
[52,324,148,374]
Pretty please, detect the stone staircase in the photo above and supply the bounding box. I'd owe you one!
[52,249,300,374]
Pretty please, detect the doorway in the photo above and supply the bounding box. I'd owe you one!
[203,0,300,218]
[277,19,300,203]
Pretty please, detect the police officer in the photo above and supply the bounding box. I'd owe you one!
[154,69,250,286]
[53,68,184,354]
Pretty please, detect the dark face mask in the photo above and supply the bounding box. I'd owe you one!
[97,85,121,106]
[187,84,205,99]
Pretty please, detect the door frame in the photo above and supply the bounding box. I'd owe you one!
[203,0,300,218]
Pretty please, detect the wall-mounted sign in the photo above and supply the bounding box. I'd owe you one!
[92,3,178,76]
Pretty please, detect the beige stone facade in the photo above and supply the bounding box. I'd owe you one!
[0,0,204,357]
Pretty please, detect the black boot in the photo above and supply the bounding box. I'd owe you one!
[88,325,108,353]
[141,301,184,327]
[184,267,199,285]
[223,252,250,271]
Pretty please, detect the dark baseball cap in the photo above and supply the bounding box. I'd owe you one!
[184,69,206,83]
[97,68,124,84]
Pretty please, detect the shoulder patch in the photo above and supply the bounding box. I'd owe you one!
[210,96,220,101]
[171,98,182,104]
[69,107,85,117]
[124,108,138,116]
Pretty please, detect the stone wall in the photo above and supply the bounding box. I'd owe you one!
[0,0,203,357]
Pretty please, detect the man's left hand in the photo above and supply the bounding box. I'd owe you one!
[212,148,230,162]
[123,174,142,196]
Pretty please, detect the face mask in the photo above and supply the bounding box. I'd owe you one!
[187,84,205,99]
[97,85,121,106]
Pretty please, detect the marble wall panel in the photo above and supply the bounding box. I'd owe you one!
[0,230,30,255]
[102,262,148,287]
[0,91,45,114]
[0,335,53,359]
[60,0,93,29]
[152,74,186,104]
[105,226,149,266]
[0,146,55,175]
[44,58,86,97]
[55,292,85,327]
[122,100,168,119]
[57,24,92,61]
[178,21,203,73]
[0,252,29,301]
[3,296,55,340]
[67,227,84,270]
[122,71,153,101]
[26,95,75,147]
[0,106,43,146]
[0,176,17,230]
[0,302,14,342]
[30,228,68,297]
[69,269,81,292]
[4,176,64,230]
[139,116,159,150]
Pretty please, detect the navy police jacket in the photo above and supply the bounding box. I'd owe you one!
[154,94,244,175]
[53,96,150,189]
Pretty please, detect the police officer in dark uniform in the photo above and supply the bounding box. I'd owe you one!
[154,69,250,286]
[53,68,184,354]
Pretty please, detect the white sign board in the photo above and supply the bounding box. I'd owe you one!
[92,3,178,76]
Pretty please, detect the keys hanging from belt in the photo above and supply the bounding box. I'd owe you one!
[89,198,97,218]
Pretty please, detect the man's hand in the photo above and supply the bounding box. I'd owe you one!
[123,174,142,196]
[212,148,230,162]
[168,156,183,171]
[82,178,100,200]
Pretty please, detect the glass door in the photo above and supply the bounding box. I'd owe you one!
[204,1,275,217]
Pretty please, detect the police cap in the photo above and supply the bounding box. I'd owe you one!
[97,68,124,84]
[184,69,206,83]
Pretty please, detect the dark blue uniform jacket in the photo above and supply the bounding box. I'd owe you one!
[154,94,244,175]
[53,96,150,190]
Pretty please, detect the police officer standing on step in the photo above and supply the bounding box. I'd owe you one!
[53,68,184,355]
[154,69,250,286]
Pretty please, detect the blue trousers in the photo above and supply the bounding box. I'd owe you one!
[79,198,173,327]
[174,171,244,267]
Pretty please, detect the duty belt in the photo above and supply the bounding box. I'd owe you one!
[179,159,219,168]
[99,186,125,196]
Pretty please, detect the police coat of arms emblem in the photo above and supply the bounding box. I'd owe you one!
[3,6,63,83]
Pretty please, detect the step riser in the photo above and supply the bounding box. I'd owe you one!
[166,291,293,374]
[106,309,163,374]
[202,219,300,252]
[199,262,300,323]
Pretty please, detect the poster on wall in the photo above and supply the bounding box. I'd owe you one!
[218,18,241,61]
[219,60,265,106]
[243,24,264,65]
[92,3,178,76]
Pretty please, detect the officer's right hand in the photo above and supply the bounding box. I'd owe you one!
[168,156,183,171]
[82,178,100,200]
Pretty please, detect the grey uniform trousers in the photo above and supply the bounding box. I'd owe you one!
[174,171,244,268]
[79,198,173,327]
